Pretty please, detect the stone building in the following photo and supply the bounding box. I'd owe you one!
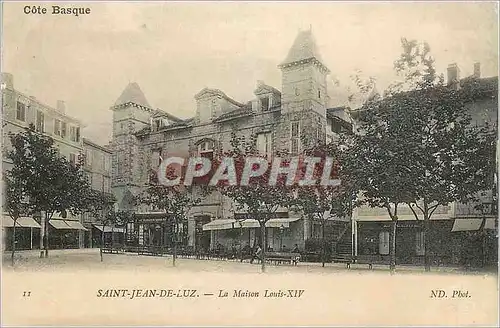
[1,73,107,251]
[109,29,352,252]
[82,138,113,248]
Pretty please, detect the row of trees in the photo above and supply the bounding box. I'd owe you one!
[4,124,120,265]
[347,38,496,272]
[138,37,496,273]
[3,37,496,274]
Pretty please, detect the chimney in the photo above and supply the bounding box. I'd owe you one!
[473,62,481,78]
[447,63,460,87]
[57,100,66,114]
[1,72,14,89]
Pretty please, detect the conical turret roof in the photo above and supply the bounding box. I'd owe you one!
[114,82,151,108]
[281,29,325,66]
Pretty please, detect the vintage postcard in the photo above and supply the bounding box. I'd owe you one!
[1,1,498,326]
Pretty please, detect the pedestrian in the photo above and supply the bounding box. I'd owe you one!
[250,244,262,264]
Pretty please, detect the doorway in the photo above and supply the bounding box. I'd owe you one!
[195,216,211,252]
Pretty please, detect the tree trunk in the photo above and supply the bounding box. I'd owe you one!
[424,218,430,272]
[11,220,17,266]
[423,201,430,272]
[39,212,45,258]
[389,219,397,274]
[44,213,50,258]
[100,224,105,262]
[321,221,326,268]
[260,223,266,273]
[172,217,177,267]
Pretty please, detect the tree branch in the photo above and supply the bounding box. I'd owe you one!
[407,202,421,220]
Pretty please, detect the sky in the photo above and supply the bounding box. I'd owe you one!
[2,1,498,144]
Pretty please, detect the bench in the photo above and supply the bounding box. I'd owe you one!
[331,256,355,268]
[137,246,163,256]
[102,244,125,254]
[265,252,301,266]
[355,255,390,269]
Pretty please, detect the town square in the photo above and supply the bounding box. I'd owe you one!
[1,1,498,326]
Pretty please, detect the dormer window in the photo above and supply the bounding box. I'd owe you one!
[260,96,271,111]
[154,119,162,131]
[152,118,170,131]
[197,139,215,160]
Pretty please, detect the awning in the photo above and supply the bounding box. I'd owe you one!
[2,216,41,228]
[2,216,15,227]
[202,219,236,231]
[49,220,71,229]
[239,217,301,228]
[484,218,497,230]
[93,225,125,233]
[17,217,41,228]
[451,218,483,232]
[65,220,89,231]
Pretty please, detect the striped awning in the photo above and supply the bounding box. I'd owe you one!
[202,219,236,231]
[451,218,484,232]
[17,217,41,228]
[2,216,14,227]
[2,216,41,228]
[65,220,89,231]
[240,217,301,228]
[484,218,496,230]
[49,219,71,229]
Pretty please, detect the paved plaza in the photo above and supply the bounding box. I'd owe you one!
[2,248,496,275]
[2,249,498,326]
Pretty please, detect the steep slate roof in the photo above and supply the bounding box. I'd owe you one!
[213,107,253,123]
[254,81,281,96]
[152,109,183,122]
[194,87,244,107]
[114,82,152,108]
[281,29,325,66]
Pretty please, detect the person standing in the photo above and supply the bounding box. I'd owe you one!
[250,244,262,264]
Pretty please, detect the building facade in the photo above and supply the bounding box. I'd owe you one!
[109,29,352,253]
[351,64,498,267]
[82,138,113,248]
[1,73,109,251]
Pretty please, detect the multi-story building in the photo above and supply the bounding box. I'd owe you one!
[82,138,113,248]
[109,29,352,252]
[1,73,104,251]
[351,63,498,267]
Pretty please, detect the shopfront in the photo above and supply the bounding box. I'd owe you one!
[2,215,41,251]
[356,217,497,267]
[48,218,88,249]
